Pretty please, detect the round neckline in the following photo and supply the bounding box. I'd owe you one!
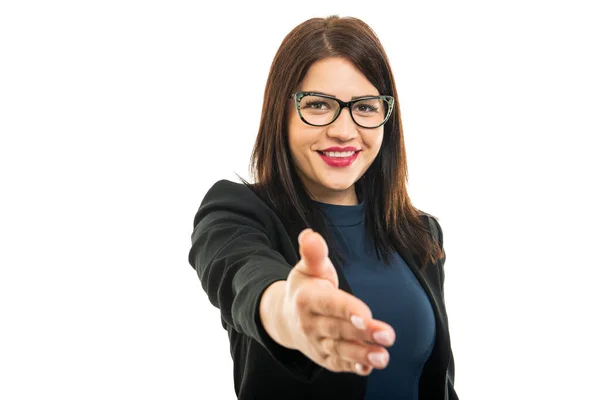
[314,200,365,227]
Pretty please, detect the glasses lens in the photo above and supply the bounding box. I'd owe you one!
[351,98,388,128]
[298,95,340,126]
[297,95,391,128]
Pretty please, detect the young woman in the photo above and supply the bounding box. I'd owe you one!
[189,15,459,400]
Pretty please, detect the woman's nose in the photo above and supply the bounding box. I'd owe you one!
[326,108,358,141]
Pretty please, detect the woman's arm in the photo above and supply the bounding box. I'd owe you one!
[188,180,322,381]
[430,216,459,399]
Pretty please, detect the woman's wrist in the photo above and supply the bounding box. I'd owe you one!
[259,280,295,349]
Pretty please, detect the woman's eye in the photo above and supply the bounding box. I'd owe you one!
[305,101,328,109]
[355,104,378,112]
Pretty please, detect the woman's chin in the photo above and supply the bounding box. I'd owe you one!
[319,179,356,192]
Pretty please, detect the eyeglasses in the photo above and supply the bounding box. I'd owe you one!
[290,91,394,129]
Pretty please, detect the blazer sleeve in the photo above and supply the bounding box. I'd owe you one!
[430,216,459,400]
[188,180,322,382]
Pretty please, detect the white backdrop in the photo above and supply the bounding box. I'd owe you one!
[1,1,599,399]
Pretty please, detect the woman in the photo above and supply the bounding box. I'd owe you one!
[189,15,458,400]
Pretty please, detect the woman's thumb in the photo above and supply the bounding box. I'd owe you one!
[296,229,338,287]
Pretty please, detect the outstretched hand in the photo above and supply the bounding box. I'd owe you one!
[260,229,396,376]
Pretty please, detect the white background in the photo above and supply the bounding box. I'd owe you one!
[1,1,599,399]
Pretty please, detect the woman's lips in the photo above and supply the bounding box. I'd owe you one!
[317,151,359,167]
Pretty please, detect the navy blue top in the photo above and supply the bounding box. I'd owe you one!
[316,200,436,400]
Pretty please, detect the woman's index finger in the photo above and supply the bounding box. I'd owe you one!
[309,287,373,325]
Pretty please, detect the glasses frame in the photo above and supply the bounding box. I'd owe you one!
[290,91,394,129]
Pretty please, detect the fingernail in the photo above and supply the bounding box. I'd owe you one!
[355,363,367,375]
[367,352,388,368]
[351,315,366,330]
[373,331,393,346]
[298,229,312,243]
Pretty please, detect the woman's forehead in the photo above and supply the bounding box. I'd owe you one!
[298,57,380,99]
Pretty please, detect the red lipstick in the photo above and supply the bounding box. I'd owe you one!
[317,147,360,167]
[321,146,359,152]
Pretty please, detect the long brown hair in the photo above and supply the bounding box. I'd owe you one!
[240,15,443,270]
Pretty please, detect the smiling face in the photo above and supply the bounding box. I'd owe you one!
[287,57,385,205]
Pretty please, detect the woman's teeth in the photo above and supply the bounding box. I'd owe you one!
[322,151,356,158]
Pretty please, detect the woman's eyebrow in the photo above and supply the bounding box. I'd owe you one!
[307,90,379,99]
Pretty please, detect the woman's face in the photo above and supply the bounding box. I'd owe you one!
[287,57,385,205]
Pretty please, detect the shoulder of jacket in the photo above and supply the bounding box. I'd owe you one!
[193,179,275,226]
[202,179,263,206]
[206,178,251,196]
[418,212,443,246]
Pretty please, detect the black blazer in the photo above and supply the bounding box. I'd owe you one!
[189,179,459,400]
